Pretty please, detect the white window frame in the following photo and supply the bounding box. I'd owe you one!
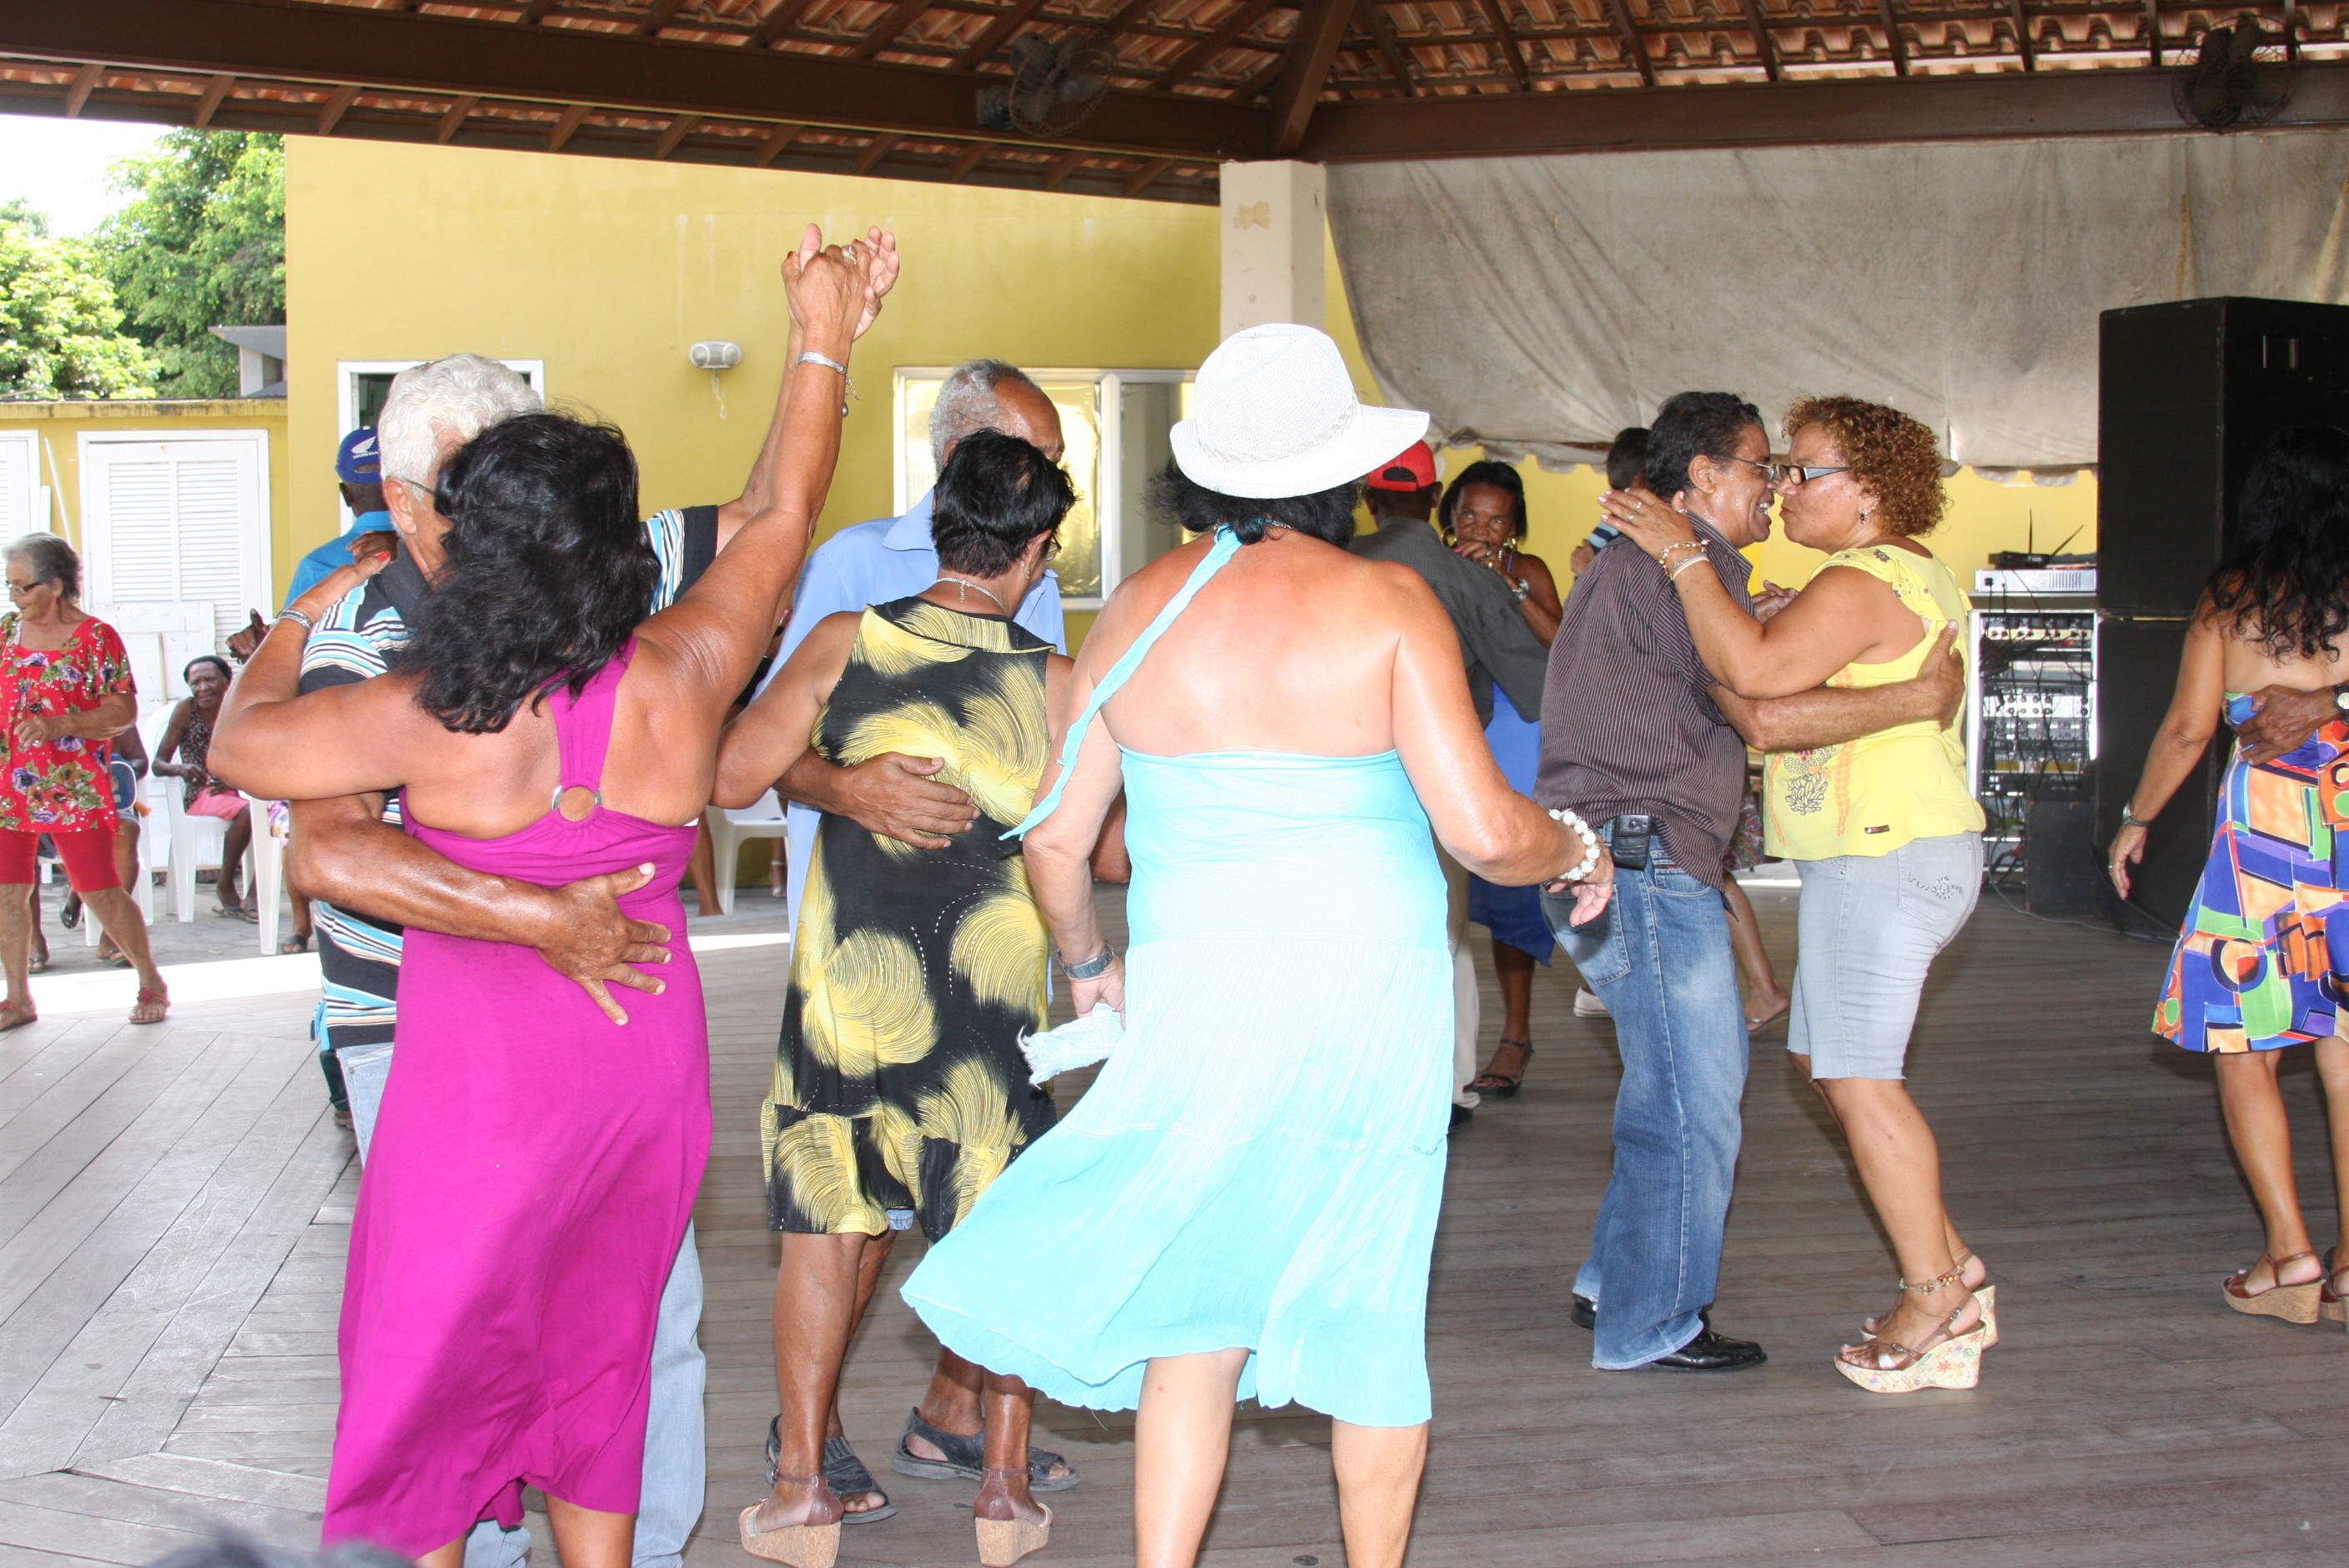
[76,426,275,618]
[337,358,546,524]
[0,430,44,536]
[893,367,1193,611]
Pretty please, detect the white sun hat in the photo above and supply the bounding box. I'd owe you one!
[1170,324,1430,500]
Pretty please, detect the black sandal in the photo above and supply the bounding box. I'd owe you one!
[764,1419,897,1524]
[1469,1038,1534,1098]
[892,1406,1079,1492]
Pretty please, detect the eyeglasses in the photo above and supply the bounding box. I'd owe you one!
[1768,464,1851,485]
[5,580,43,598]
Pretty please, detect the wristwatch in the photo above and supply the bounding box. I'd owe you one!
[2332,681,2349,714]
[1510,579,1531,603]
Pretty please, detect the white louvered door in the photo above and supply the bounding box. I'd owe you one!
[79,433,272,664]
[0,433,40,535]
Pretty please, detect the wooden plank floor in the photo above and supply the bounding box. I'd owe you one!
[4,880,2347,1567]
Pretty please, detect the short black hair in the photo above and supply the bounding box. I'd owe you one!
[183,654,233,686]
[405,411,658,734]
[1605,427,1650,491]
[1645,393,1763,499]
[931,430,1075,578]
[1439,460,1528,541]
[1153,460,1358,547]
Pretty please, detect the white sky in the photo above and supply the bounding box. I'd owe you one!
[0,117,165,236]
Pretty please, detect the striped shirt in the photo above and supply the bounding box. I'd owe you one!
[1535,515,1752,890]
[299,505,714,1049]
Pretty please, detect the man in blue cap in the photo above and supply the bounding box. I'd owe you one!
[286,428,396,603]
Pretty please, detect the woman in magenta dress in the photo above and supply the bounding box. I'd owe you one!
[210,231,883,1566]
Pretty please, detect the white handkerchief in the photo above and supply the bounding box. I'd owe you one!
[1019,1003,1124,1086]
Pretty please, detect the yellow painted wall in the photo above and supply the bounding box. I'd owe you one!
[0,399,289,570]
[282,138,1221,625]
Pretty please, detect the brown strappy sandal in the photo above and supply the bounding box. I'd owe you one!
[1469,1038,1533,1098]
[2224,1249,2323,1324]
[128,988,169,1026]
[974,1466,1052,1568]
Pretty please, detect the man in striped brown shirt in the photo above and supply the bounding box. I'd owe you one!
[1537,391,1962,1374]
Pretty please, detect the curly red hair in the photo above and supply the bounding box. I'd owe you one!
[1782,395,1946,539]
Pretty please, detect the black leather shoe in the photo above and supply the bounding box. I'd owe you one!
[1647,1327,1767,1371]
[1569,1294,1596,1330]
[1448,1103,1474,1133]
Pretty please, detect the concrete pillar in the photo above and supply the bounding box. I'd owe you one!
[1220,159,1326,339]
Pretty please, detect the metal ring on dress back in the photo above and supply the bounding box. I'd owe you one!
[552,784,602,817]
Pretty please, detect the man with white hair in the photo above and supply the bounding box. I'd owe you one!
[764,359,1067,933]
[288,349,800,1568]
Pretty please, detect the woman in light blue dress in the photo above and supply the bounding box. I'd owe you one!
[902,324,1613,1568]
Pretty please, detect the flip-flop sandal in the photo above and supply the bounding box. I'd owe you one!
[0,1002,36,1032]
[128,988,169,1026]
[764,1420,897,1524]
[892,1406,1079,1492]
[1746,1003,1791,1033]
[27,947,48,975]
[280,933,311,954]
[98,948,132,969]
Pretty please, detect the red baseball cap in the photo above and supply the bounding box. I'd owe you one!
[1364,440,1437,491]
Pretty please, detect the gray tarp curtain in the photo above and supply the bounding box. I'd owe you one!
[1325,129,2349,471]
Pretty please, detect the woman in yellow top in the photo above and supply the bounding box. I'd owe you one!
[1603,395,1987,1395]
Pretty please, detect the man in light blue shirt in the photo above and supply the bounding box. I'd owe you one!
[765,359,1067,931]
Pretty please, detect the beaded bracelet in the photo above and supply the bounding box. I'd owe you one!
[1655,540,1703,571]
[1547,807,1602,883]
[1667,555,1710,585]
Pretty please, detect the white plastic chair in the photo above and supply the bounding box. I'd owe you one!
[165,783,234,923]
[245,793,284,954]
[707,791,791,916]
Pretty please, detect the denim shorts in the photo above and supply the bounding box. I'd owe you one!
[1788,832,1982,1080]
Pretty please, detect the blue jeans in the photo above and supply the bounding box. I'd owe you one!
[340,1041,708,1566]
[1546,842,1748,1369]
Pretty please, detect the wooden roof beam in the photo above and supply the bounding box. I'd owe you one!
[754,122,802,163]
[1358,0,1419,95]
[1736,0,1780,80]
[653,112,701,156]
[2144,0,2160,65]
[752,0,822,48]
[854,132,903,173]
[635,0,690,36]
[1270,0,1356,151]
[192,73,234,127]
[1604,0,1655,87]
[517,0,560,22]
[63,62,103,117]
[1154,0,1285,92]
[18,0,1264,162]
[851,0,935,59]
[2010,0,2036,69]
[1468,0,1532,87]
[315,81,360,133]
[546,100,593,150]
[435,93,479,141]
[948,141,994,180]
[1041,146,1089,187]
[1875,0,1909,75]
[953,0,1055,70]
[1123,154,1177,194]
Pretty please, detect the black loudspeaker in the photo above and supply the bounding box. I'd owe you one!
[2095,619,2221,927]
[2099,297,2349,618]
[2025,799,2100,918]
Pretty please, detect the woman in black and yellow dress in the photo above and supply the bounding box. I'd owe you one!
[716,431,1091,1568]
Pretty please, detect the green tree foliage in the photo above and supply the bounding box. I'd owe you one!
[96,130,284,400]
[0,207,155,400]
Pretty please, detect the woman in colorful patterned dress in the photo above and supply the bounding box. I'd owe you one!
[2110,425,2349,1327]
[717,431,1087,1568]
[0,533,169,1028]
[1606,397,1989,1392]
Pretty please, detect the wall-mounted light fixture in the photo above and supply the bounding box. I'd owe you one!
[690,339,742,417]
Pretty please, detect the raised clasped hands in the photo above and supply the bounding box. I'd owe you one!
[1544,843,1616,926]
[782,223,898,351]
[1600,487,1699,563]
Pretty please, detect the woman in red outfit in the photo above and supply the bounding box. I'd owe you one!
[0,535,169,1028]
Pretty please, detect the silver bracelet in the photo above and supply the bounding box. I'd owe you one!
[2120,803,2150,829]
[1667,555,1709,585]
[794,349,858,415]
[276,608,315,633]
[1547,807,1602,883]
[1064,944,1116,981]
